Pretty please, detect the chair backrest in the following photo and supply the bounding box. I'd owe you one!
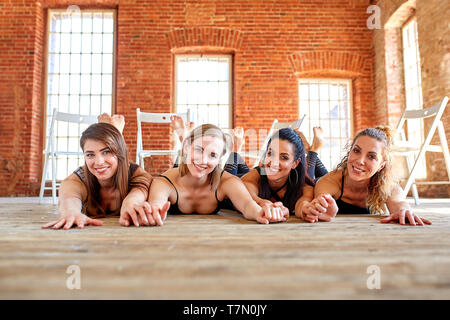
[137,109,191,124]
[53,110,98,124]
[136,108,191,154]
[271,116,306,131]
[394,96,449,141]
[257,114,307,163]
[46,108,98,153]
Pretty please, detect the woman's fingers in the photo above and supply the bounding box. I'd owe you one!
[304,214,317,223]
[380,216,394,223]
[42,220,58,229]
[414,214,424,226]
[53,218,66,229]
[151,205,164,226]
[318,196,328,208]
[135,206,149,226]
[307,206,321,217]
[75,215,85,229]
[263,206,272,220]
[86,217,103,226]
[159,201,171,221]
[399,209,406,225]
[318,213,332,222]
[119,215,130,227]
[256,212,269,225]
[142,203,155,226]
[405,210,416,226]
[380,213,431,226]
[63,216,75,230]
[128,210,140,227]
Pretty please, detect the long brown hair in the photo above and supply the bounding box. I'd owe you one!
[80,122,129,217]
[335,126,396,214]
[178,124,231,191]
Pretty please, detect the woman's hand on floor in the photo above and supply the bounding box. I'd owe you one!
[380,207,432,226]
[119,201,170,227]
[301,193,338,223]
[257,201,289,224]
[42,213,103,230]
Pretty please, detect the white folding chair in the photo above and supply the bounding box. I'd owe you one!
[391,96,450,205]
[39,109,98,204]
[136,108,191,168]
[241,114,306,166]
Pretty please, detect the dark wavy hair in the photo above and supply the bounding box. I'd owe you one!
[259,128,315,213]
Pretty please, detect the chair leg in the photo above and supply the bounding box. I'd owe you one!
[404,153,420,204]
[438,122,450,183]
[404,146,429,203]
[411,183,420,205]
[51,154,57,205]
[39,153,50,203]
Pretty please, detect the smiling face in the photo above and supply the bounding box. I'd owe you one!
[183,135,225,179]
[263,138,300,181]
[83,139,119,183]
[347,135,386,182]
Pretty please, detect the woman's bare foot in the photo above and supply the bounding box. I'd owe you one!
[97,113,111,124]
[311,126,325,153]
[296,129,310,152]
[232,127,245,153]
[110,114,125,134]
[97,113,125,134]
[186,121,195,132]
[170,115,187,142]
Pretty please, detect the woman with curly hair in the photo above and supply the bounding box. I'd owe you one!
[300,126,432,226]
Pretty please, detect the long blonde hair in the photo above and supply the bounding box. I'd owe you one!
[335,126,396,214]
[178,124,231,191]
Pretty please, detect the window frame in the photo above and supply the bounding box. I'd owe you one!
[43,8,117,180]
[173,53,233,130]
[298,78,354,171]
[401,16,426,178]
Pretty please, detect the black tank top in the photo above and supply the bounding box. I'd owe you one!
[158,171,229,215]
[335,170,370,215]
[73,163,140,216]
[256,166,291,212]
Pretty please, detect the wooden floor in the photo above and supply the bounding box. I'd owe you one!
[1,198,449,299]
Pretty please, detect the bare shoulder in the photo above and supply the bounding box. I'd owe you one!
[241,168,260,184]
[151,168,178,188]
[220,170,243,186]
[60,173,87,200]
[158,167,179,180]
[132,164,152,179]
[314,169,343,198]
[64,172,83,183]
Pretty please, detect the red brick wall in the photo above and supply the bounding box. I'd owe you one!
[0,0,43,196]
[373,0,450,197]
[1,0,377,196]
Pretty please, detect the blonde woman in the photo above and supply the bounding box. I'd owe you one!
[300,126,432,226]
[129,124,288,226]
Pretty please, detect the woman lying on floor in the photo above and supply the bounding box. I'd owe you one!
[171,116,328,220]
[42,114,152,230]
[128,123,287,227]
[302,126,432,226]
[225,126,328,181]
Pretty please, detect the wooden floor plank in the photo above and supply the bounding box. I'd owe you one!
[0,200,449,299]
